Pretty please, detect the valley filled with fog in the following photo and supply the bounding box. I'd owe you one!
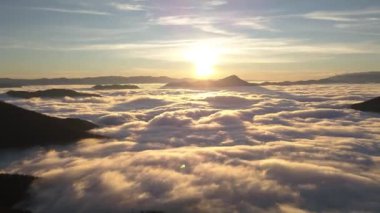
[1,84,380,213]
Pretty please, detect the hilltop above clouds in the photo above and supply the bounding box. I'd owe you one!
[6,89,100,99]
[0,101,100,149]
[351,97,380,113]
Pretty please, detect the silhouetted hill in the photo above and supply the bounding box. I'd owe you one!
[0,101,101,149]
[326,71,380,83]
[0,84,20,88]
[92,84,140,90]
[260,71,380,86]
[351,97,380,113]
[0,174,36,213]
[162,75,254,88]
[6,89,100,99]
[0,76,186,86]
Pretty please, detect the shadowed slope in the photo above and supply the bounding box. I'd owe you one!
[351,97,380,113]
[0,101,101,149]
[6,89,100,99]
[0,174,36,213]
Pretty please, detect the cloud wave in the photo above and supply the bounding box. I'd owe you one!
[0,83,380,212]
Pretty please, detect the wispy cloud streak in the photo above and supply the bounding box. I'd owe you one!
[304,8,380,22]
[30,7,110,16]
[110,3,145,11]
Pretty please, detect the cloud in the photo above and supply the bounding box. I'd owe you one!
[1,83,380,212]
[29,7,110,16]
[205,0,228,7]
[203,95,258,108]
[110,3,145,11]
[2,31,377,66]
[154,15,233,35]
[148,112,193,127]
[4,141,380,212]
[304,8,380,22]
[156,16,215,26]
[98,113,133,126]
[111,97,173,111]
[234,17,276,31]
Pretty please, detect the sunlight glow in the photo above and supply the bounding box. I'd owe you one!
[185,43,220,78]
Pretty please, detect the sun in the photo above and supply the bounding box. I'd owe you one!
[185,43,220,78]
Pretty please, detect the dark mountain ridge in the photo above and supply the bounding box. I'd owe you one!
[92,84,140,90]
[6,89,100,99]
[0,101,101,149]
[351,97,380,113]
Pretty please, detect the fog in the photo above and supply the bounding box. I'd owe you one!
[1,84,380,213]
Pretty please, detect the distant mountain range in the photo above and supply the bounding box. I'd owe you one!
[259,71,380,86]
[0,72,379,87]
[92,84,140,90]
[7,89,101,99]
[163,75,253,88]
[0,76,188,87]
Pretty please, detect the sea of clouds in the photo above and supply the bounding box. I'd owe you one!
[0,83,380,213]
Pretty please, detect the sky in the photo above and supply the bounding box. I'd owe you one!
[0,0,380,80]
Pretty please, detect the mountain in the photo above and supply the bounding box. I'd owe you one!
[0,174,36,213]
[162,75,254,88]
[259,71,380,86]
[351,97,380,113]
[326,72,380,83]
[92,84,140,90]
[0,76,186,86]
[1,72,378,87]
[0,101,101,149]
[0,84,20,89]
[6,89,101,99]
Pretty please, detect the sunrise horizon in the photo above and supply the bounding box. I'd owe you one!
[1,69,378,82]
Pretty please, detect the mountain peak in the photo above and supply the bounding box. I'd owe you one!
[221,75,241,81]
[216,75,251,86]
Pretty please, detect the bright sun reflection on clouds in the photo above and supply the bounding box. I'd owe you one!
[184,42,221,78]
